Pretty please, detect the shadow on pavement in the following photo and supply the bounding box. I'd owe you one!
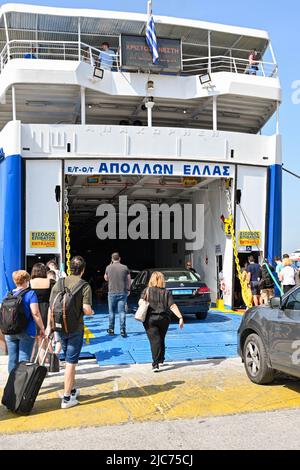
[162,358,226,371]
[37,375,121,397]
[0,380,185,421]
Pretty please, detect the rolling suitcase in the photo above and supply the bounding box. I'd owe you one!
[2,337,51,415]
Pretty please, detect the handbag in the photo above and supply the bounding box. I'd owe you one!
[135,289,149,322]
[49,352,60,373]
[31,336,60,372]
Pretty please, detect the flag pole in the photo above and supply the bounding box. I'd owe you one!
[146,0,156,127]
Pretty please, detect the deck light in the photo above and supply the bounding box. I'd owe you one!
[199,73,212,85]
[93,66,104,79]
[147,80,154,92]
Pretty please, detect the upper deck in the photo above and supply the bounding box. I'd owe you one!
[0,3,281,134]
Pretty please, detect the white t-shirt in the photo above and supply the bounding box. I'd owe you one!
[280,266,296,286]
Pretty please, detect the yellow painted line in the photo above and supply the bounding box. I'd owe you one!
[1,365,300,434]
[210,308,244,316]
[83,325,95,345]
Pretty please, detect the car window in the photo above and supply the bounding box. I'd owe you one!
[285,290,300,311]
[137,271,148,286]
[132,272,142,289]
[163,270,200,282]
[133,271,148,287]
[130,271,140,280]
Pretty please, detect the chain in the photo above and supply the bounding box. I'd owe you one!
[225,181,253,310]
[64,188,71,276]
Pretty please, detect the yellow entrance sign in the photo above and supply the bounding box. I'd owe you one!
[30,231,57,249]
[238,231,261,247]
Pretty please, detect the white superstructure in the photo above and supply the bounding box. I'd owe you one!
[0,4,282,308]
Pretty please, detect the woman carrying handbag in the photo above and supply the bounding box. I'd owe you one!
[137,272,184,372]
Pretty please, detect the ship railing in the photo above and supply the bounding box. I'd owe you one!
[182,54,278,78]
[0,40,278,79]
[0,40,120,72]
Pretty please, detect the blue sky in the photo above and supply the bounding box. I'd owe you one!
[6,0,300,252]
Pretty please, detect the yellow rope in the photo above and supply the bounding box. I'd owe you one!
[64,212,71,276]
[227,214,253,309]
[225,181,253,310]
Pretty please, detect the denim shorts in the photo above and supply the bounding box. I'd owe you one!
[60,331,84,364]
[250,281,260,296]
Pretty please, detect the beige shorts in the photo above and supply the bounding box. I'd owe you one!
[261,288,275,304]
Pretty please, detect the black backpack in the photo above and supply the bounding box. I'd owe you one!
[0,289,30,335]
[50,278,88,334]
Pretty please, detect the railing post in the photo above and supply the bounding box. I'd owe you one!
[267,41,279,79]
[213,95,217,131]
[78,17,81,61]
[81,86,86,125]
[208,31,211,75]
[63,43,66,61]
[89,47,93,66]
[4,14,10,62]
[233,57,237,74]
[35,13,39,59]
[261,62,266,77]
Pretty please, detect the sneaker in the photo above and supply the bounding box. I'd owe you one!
[71,388,80,400]
[61,398,79,409]
[152,365,159,373]
[107,329,114,336]
[120,330,127,337]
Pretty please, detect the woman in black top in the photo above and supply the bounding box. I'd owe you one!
[140,271,184,372]
[30,263,56,327]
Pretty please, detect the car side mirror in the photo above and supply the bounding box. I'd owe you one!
[270,297,282,310]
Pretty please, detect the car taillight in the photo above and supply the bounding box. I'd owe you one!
[197,286,210,294]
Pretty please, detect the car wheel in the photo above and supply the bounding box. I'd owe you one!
[243,333,275,385]
[196,311,208,320]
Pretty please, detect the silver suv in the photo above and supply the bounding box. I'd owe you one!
[238,287,300,384]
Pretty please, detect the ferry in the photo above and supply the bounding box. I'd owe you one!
[0,3,282,309]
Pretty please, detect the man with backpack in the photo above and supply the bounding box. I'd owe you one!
[260,261,275,306]
[46,256,94,409]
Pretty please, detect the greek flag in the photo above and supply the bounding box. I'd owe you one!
[146,3,159,64]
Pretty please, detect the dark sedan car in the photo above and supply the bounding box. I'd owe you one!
[128,268,211,320]
[238,286,300,384]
